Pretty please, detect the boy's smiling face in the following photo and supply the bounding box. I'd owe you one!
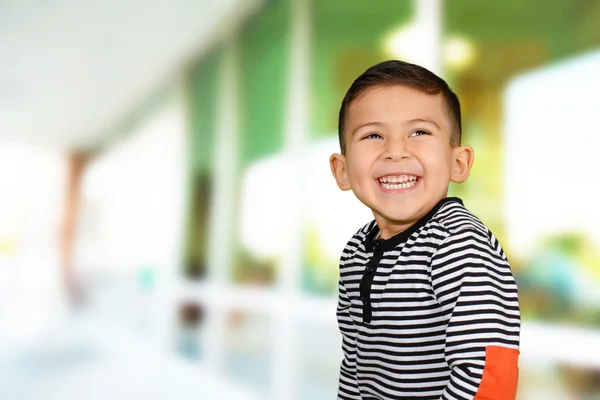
[330,84,474,239]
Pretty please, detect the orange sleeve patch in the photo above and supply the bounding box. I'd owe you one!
[473,346,520,400]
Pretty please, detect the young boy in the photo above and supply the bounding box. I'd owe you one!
[329,60,520,400]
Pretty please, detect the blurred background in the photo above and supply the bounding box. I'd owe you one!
[1,0,600,399]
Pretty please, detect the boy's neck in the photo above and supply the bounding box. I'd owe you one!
[375,219,417,240]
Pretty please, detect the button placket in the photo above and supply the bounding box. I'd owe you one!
[360,241,383,324]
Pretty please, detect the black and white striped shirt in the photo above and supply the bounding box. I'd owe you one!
[337,197,520,400]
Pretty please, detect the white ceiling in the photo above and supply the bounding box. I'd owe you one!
[0,0,263,150]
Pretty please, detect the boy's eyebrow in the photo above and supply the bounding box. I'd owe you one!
[407,118,440,129]
[351,121,385,136]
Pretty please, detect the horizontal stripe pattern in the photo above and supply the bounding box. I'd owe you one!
[337,199,520,400]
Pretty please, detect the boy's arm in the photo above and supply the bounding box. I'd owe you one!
[431,229,520,400]
[337,278,362,400]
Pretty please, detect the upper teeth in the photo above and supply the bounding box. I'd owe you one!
[379,175,417,183]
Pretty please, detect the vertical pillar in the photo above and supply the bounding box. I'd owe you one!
[59,152,87,305]
[204,34,240,371]
[414,0,443,75]
[271,0,311,397]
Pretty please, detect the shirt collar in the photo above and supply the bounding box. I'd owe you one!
[364,197,463,252]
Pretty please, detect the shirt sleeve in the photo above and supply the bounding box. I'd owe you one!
[337,277,362,400]
[430,228,521,400]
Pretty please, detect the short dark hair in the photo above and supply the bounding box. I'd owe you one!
[337,60,462,154]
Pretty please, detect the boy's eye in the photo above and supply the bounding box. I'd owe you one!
[363,132,383,140]
[411,129,430,137]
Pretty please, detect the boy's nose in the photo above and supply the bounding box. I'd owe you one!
[383,137,411,161]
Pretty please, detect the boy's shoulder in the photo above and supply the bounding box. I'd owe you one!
[430,200,507,260]
[431,199,490,238]
[346,220,377,246]
[341,220,377,254]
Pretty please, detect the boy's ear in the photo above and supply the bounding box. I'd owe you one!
[330,153,352,191]
[450,145,474,183]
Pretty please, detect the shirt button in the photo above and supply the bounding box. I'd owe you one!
[372,242,380,251]
[367,265,375,273]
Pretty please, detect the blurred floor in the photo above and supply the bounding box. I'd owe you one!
[0,277,259,400]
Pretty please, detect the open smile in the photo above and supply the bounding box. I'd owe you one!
[376,174,421,193]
